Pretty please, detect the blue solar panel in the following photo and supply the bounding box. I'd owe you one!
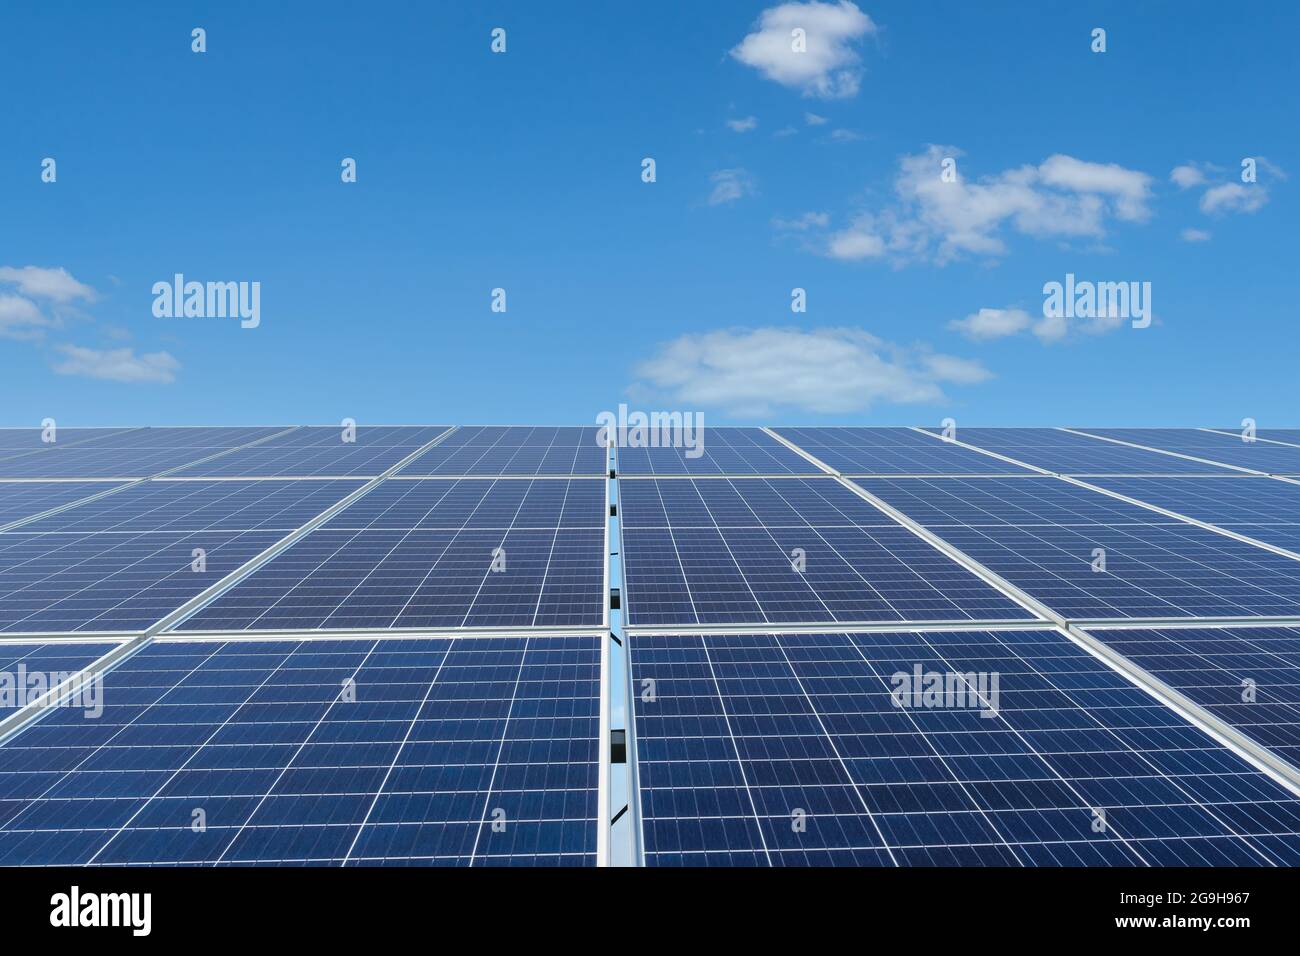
[618,478,1033,626]
[0,428,136,454]
[0,635,600,865]
[19,479,363,534]
[398,427,607,477]
[0,641,117,718]
[920,428,1238,476]
[0,427,284,479]
[775,427,1033,475]
[1077,429,1300,475]
[630,629,1300,866]
[172,426,452,478]
[1088,626,1300,768]
[0,482,127,527]
[179,479,607,631]
[857,477,1300,621]
[1257,430,1300,447]
[616,428,816,476]
[0,530,286,633]
[1083,476,1300,554]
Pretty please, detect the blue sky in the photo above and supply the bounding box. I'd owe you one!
[2,1,1295,427]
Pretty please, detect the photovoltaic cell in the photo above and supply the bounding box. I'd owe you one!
[619,478,1032,626]
[0,635,600,865]
[1087,626,1300,768]
[616,427,815,476]
[0,428,135,455]
[0,427,285,480]
[1077,429,1300,475]
[179,478,606,631]
[1258,430,1300,447]
[0,642,118,718]
[18,479,364,534]
[630,629,1300,866]
[857,477,1300,621]
[774,427,1032,476]
[1083,476,1300,554]
[0,482,126,527]
[171,426,451,478]
[922,428,1237,476]
[0,529,286,633]
[398,427,607,477]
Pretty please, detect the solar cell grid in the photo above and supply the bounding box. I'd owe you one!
[0,427,286,480]
[923,428,1238,476]
[630,629,1300,866]
[0,428,136,455]
[18,479,364,534]
[618,478,1033,627]
[616,427,815,476]
[774,427,1032,476]
[857,477,1300,621]
[1087,626,1300,768]
[179,478,607,632]
[172,426,451,478]
[398,426,606,477]
[1076,429,1300,475]
[0,635,600,865]
[0,482,127,528]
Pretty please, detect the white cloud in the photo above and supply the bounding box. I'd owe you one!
[631,326,991,416]
[1180,227,1212,242]
[947,307,1033,341]
[0,294,55,341]
[726,116,759,132]
[774,125,799,137]
[1200,182,1268,215]
[730,1,878,99]
[816,146,1153,264]
[773,211,830,230]
[53,345,180,384]
[1170,164,1207,189]
[828,128,863,142]
[0,265,96,303]
[708,168,756,205]
[804,111,829,125]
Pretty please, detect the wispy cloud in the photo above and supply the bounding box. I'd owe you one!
[1200,182,1268,215]
[708,168,757,205]
[0,265,96,303]
[0,294,56,341]
[726,115,758,132]
[806,146,1152,265]
[950,303,1131,346]
[53,345,180,384]
[1180,227,1212,242]
[804,111,829,125]
[947,307,1035,342]
[730,1,878,99]
[1170,164,1209,189]
[631,325,991,416]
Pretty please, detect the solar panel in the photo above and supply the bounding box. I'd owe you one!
[1083,476,1300,554]
[618,478,1033,626]
[0,529,286,633]
[0,428,135,455]
[0,635,600,865]
[0,427,285,479]
[178,478,606,632]
[857,477,1300,621]
[0,482,127,527]
[774,427,1033,476]
[1086,626,1300,768]
[171,426,452,478]
[1076,429,1300,475]
[629,629,1300,866]
[18,479,364,534]
[615,427,816,476]
[0,641,119,718]
[397,427,607,477]
[919,427,1237,476]
[1257,430,1300,447]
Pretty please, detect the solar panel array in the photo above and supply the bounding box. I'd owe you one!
[0,424,609,866]
[620,426,1300,867]
[3,424,1300,868]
